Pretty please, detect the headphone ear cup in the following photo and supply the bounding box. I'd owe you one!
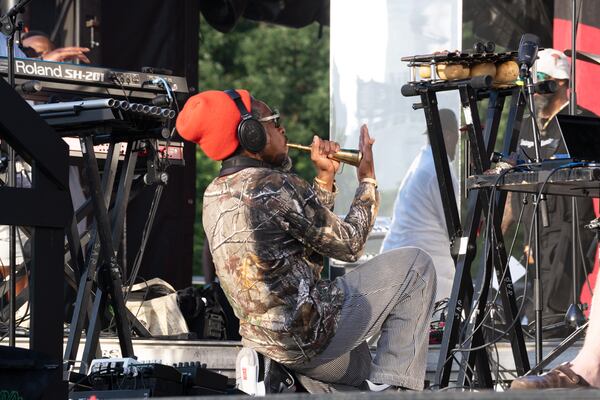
[238,119,267,153]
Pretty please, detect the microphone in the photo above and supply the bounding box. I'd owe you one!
[0,0,33,26]
[517,33,540,78]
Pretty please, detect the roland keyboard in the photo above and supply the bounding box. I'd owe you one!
[0,57,189,101]
[33,101,185,166]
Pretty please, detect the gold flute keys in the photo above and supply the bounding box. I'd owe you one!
[286,143,363,167]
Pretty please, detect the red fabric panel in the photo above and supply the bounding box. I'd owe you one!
[580,198,599,314]
[554,18,600,312]
[554,19,600,115]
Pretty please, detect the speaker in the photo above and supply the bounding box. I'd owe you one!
[224,89,267,153]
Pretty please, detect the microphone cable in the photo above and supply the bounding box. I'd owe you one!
[435,164,530,387]
[457,162,586,356]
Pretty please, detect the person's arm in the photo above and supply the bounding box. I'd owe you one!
[312,181,336,210]
[202,240,216,284]
[267,125,379,262]
[501,192,514,233]
[41,47,90,63]
[268,175,378,262]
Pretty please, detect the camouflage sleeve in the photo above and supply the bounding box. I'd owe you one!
[312,180,336,210]
[265,174,379,262]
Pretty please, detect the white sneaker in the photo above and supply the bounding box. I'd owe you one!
[365,379,391,392]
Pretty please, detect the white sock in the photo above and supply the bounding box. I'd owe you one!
[366,379,391,392]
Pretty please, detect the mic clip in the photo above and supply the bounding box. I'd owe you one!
[519,63,530,79]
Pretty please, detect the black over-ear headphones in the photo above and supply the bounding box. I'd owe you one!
[224,89,267,153]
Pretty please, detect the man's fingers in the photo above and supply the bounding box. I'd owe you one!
[311,135,320,159]
[359,130,364,149]
[77,54,91,63]
[43,47,91,63]
[312,136,342,159]
[359,124,371,149]
[321,140,341,156]
[58,47,90,52]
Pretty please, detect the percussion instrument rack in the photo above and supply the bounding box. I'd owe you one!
[402,53,531,388]
[401,50,519,66]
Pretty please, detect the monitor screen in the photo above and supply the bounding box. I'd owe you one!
[557,114,600,162]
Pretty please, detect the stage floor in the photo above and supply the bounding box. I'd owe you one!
[15,336,583,383]
[168,390,600,399]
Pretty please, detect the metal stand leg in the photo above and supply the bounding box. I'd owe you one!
[64,143,121,369]
[78,136,135,368]
[435,86,530,388]
[527,322,588,376]
[421,92,494,388]
[533,195,543,365]
[565,198,586,328]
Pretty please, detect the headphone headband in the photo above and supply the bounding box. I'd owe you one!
[224,89,267,154]
[224,89,251,119]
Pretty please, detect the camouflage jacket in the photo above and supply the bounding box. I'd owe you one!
[203,166,379,365]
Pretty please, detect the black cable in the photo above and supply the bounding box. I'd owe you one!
[519,84,545,161]
[133,276,150,321]
[431,353,475,391]
[456,163,586,353]
[526,313,574,328]
[455,169,505,342]
[159,79,180,171]
[455,164,529,349]
[455,171,544,352]
[489,341,517,391]
[574,200,595,298]
[68,371,100,393]
[436,164,531,384]
[489,307,502,390]
[438,384,476,392]
[124,184,164,302]
[446,164,573,366]
[460,187,528,346]
[111,76,131,105]
[105,275,150,334]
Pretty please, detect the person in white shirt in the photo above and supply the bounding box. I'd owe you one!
[381,109,459,301]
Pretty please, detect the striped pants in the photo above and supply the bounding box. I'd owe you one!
[292,247,437,390]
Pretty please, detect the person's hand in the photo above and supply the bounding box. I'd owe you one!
[310,135,341,190]
[357,124,376,182]
[41,47,91,63]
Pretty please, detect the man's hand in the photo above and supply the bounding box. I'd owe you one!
[310,135,341,191]
[357,124,376,182]
[42,47,91,63]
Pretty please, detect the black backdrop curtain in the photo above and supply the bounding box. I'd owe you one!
[25,1,198,289]
[100,0,199,290]
[463,0,553,49]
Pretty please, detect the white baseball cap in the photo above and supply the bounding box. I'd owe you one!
[536,48,570,80]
